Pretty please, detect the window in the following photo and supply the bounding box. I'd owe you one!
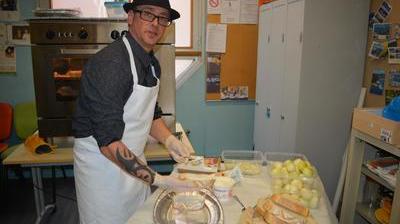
[50,0,205,88]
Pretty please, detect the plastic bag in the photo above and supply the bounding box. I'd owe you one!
[383,96,400,121]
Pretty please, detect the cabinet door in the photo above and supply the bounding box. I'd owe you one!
[279,0,304,152]
[264,0,287,152]
[254,4,273,151]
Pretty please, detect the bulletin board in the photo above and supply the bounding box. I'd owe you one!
[363,0,400,107]
[206,14,258,101]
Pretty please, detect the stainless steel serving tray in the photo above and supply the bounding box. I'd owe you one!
[153,188,224,224]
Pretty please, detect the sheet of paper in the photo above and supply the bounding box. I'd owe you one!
[206,23,227,53]
[0,0,20,21]
[0,44,16,73]
[221,0,240,24]
[208,0,222,14]
[239,0,258,24]
[0,23,7,44]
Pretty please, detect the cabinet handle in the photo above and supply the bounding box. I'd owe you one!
[282,33,285,43]
[266,106,271,118]
[281,115,285,120]
[255,101,259,105]
[267,35,270,43]
[300,32,303,43]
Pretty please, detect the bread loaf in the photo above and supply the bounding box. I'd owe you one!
[255,197,269,215]
[271,194,310,217]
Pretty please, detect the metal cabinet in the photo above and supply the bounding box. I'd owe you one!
[340,129,400,224]
[253,0,370,197]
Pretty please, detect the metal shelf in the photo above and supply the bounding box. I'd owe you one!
[355,203,379,224]
[361,165,395,192]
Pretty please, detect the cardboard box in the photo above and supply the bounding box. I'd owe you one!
[352,108,400,145]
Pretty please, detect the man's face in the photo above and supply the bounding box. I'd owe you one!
[128,5,170,52]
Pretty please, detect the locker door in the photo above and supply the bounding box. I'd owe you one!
[264,0,287,152]
[279,0,304,152]
[254,4,273,151]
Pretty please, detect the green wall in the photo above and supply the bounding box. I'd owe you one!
[176,65,255,156]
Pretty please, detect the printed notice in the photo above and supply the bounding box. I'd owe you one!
[206,23,227,53]
[0,44,16,73]
[208,0,222,14]
[240,0,258,24]
[221,0,240,24]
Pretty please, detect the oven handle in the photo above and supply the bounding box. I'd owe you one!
[60,48,101,55]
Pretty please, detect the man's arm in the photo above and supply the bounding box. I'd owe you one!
[100,141,156,185]
[100,140,213,189]
[149,118,172,145]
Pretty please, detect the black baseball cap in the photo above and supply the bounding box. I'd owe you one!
[123,0,180,20]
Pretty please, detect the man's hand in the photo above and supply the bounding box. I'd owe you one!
[153,174,214,190]
[164,135,191,163]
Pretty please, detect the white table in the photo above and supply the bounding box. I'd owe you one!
[128,167,338,223]
[3,123,192,224]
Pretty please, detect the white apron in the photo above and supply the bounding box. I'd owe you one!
[74,36,160,224]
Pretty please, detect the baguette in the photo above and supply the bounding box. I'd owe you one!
[271,194,310,217]
[255,197,269,215]
[263,199,307,224]
[263,212,290,224]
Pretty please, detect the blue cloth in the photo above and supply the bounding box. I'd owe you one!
[383,96,400,121]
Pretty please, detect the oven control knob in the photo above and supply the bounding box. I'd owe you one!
[110,30,120,40]
[46,30,55,40]
[78,30,88,39]
[121,30,128,37]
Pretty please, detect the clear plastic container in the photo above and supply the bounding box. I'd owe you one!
[221,150,263,175]
[265,152,321,208]
[104,2,127,18]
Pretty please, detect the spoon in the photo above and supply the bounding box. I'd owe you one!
[233,195,246,211]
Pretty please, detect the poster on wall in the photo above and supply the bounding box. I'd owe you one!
[206,53,221,93]
[371,0,392,25]
[220,85,248,100]
[389,70,400,87]
[208,0,222,14]
[0,44,16,73]
[7,23,30,45]
[388,47,400,64]
[369,69,385,95]
[368,41,385,59]
[0,23,6,43]
[373,23,390,40]
[0,0,19,21]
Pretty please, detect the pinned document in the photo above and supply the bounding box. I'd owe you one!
[206,23,227,53]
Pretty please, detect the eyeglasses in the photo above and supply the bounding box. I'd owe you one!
[133,9,172,27]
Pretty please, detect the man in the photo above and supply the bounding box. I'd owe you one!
[72,1,207,223]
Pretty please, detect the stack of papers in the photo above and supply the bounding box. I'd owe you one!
[366,157,399,187]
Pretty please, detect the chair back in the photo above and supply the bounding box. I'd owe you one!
[14,102,37,140]
[0,103,13,141]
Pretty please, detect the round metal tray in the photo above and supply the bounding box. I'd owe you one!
[153,188,224,224]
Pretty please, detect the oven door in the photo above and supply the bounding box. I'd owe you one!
[31,45,107,136]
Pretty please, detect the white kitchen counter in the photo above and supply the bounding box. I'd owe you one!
[127,167,338,224]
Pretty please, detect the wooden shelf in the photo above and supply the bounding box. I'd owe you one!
[340,129,400,224]
[355,203,379,224]
[361,165,395,192]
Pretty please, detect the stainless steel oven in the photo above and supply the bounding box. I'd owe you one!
[29,19,176,138]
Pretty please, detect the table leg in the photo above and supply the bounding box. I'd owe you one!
[31,167,56,224]
[31,167,41,218]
